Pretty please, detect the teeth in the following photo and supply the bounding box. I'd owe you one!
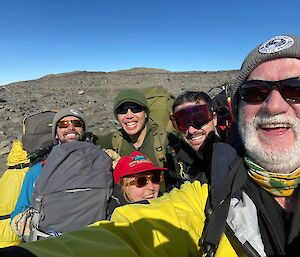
[64,133,77,137]
[126,122,137,127]
[189,132,205,141]
[191,135,202,141]
[260,123,291,129]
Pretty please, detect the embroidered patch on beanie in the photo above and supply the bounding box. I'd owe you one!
[258,35,294,54]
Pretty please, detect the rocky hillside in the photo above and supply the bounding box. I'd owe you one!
[0,68,239,176]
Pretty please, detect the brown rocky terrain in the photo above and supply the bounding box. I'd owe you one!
[0,67,239,176]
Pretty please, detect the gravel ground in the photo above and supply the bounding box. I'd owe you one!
[0,68,239,177]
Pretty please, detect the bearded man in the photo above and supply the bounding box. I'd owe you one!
[10,107,88,238]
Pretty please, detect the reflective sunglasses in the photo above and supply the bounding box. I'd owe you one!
[127,172,164,188]
[57,119,84,128]
[239,77,300,104]
[116,103,145,114]
[171,105,213,132]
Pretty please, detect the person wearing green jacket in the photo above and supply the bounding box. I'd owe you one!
[97,88,168,168]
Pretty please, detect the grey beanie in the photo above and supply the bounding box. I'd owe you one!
[52,106,88,139]
[231,34,300,119]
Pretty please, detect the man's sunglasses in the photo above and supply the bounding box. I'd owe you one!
[171,105,213,132]
[57,119,84,128]
[239,77,300,104]
[116,103,145,114]
[126,172,164,188]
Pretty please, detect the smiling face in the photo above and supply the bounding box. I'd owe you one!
[174,100,217,151]
[117,104,147,136]
[238,58,300,173]
[56,116,84,143]
[121,171,161,202]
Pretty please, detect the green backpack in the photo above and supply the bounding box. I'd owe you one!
[112,86,176,167]
[140,86,176,134]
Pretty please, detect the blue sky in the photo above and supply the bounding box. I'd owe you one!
[1,0,300,85]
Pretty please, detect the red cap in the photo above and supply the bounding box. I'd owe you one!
[113,151,168,184]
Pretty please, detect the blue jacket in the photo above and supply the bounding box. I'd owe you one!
[10,162,42,221]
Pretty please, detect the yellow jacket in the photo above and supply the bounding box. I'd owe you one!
[0,140,30,248]
[20,181,238,257]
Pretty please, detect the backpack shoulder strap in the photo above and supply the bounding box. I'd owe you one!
[152,126,167,167]
[112,126,167,167]
[209,143,237,203]
[111,130,123,154]
[29,195,43,241]
[199,143,247,256]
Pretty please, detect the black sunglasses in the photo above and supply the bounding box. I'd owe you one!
[239,77,300,104]
[116,103,145,114]
[127,172,164,188]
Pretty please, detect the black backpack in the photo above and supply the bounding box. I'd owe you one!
[199,143,250,256]
[28,141,113,241]
[209,83,234,143]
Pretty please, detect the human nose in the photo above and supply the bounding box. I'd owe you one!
[187,125,199,134]
[263,88,290,115]
[67,121,75,128]
[125,109,134,118]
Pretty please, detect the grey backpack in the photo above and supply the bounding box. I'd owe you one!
[22,110,57,153]
[29,141,113,241]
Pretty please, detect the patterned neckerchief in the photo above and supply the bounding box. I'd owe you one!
[244,156,300,197]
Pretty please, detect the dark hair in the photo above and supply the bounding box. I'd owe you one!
[172,91,214,112]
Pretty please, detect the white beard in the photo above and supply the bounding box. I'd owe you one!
[238,108,300,174]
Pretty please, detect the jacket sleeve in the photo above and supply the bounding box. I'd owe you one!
[10,163,42,221]
[17,182,209,257]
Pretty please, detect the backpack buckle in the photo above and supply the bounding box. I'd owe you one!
[200,239,217,257]
[156,146,162,152]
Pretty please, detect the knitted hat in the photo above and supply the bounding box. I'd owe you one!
[113,88,149,119]
[231,34,300,119]
[52,106,87,139]
[113,151,167,184]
